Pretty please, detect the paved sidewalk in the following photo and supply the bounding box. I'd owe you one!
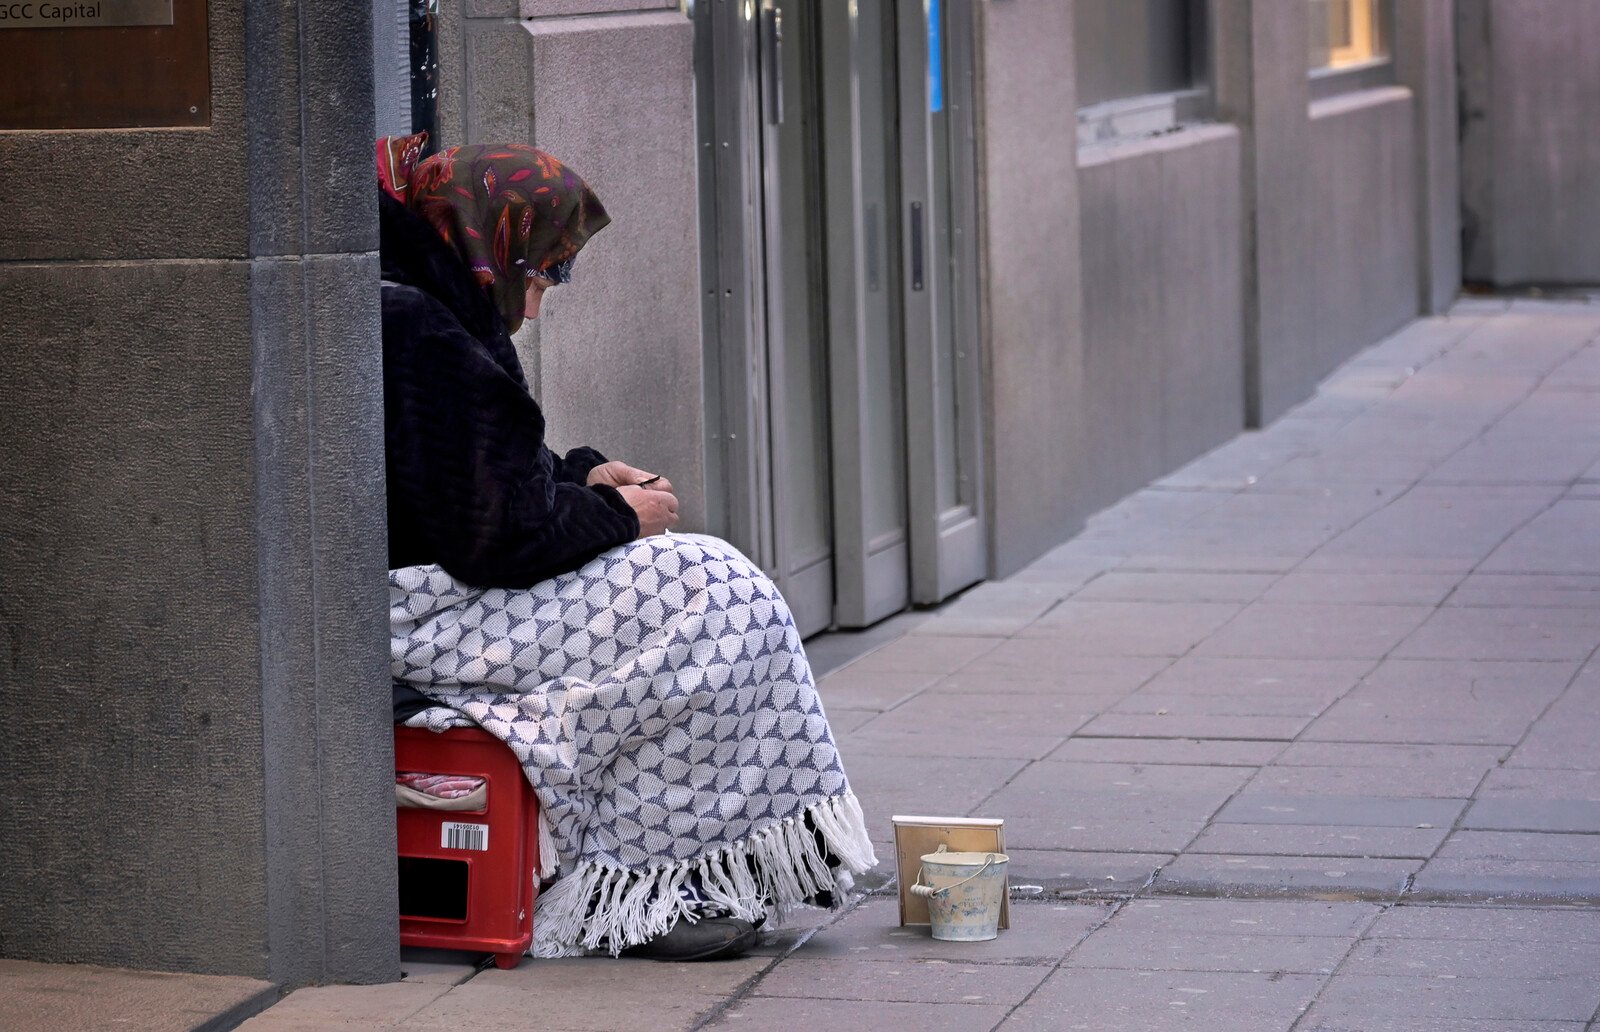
[235,298,1600,1030]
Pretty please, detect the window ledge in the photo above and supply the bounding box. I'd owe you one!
[1309,58,1396,101]
[1309,83,1412,121]
[1078,121,1240,168]
[1077,88,1209,148]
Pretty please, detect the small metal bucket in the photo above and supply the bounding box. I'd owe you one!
[909,845,1010,941]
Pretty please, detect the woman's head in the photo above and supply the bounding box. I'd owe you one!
[386,138,611,334]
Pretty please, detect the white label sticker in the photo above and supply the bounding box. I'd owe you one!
[440,821,489,851]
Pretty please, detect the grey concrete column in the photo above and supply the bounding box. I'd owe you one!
[1457,0,1495,284]
[1222,0,1420,425]
[0,0,396,986]
[1394,0,1462,313]
[246,0,398,988]
[1458,0,1600,287]
[1221,0,1317,426]
[974,0,1087,575]
[1207,0,1260,422]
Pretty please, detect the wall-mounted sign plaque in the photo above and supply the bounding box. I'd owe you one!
[0,2,174,29]
[0,0,206,130]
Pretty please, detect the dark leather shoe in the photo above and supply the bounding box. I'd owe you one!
[622,916,759,962]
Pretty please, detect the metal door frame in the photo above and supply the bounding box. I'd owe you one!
[895,0,988,604]
[694,0,775,569]
[818,0,915,627]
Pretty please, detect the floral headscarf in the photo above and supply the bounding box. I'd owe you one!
[379,134,611,334]
[377,131,429,202]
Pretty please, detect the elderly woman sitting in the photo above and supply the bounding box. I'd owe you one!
[377,136,875,961]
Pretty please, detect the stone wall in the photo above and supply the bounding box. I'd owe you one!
[0,0,397,986]
[1077,126,1247,516]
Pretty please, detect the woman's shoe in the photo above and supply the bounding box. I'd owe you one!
[621,916,759,962]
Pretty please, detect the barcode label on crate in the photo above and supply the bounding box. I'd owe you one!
[440,821,489,851]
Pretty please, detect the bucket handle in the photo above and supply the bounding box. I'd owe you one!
[909,853,998,899]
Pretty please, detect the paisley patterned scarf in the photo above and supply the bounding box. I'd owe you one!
[378,134,612,334]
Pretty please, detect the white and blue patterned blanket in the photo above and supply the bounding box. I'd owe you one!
[391,533,877,956]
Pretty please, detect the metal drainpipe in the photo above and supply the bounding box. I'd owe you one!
[409,0,440,154]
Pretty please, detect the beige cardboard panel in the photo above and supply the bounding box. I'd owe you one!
[893,819,1010,929]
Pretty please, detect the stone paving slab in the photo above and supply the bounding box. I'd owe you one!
[781,899,1107,964]
[840,633,1002,676]
[1478,767,1600,799]
[1017,600,1244,654]
[1152,854,1420,899]
[1071,570,1280,604]
[1075,712,1314,740]
[814,666,941,711]
[838,727,1070,761]
[709,996,1009,1031]
[1111,690,1329,717]
[1447,572,1600,608]
[1508,701,1600,768]
[1364,903,1600,942]
[404,981,730,1031]
[395,948,480,986]
[1409,859,1600,903]
[1339,933,1600,978]
[1214,793,1466,829]
[1271,740,1507,769]
[1109,898,1381,938]
[1299,1017,1585,1032]
[1188,822,1450,859]
[861,690,1098,738]
[1394,605,1600,661]
[1047,736,1286,766]
[1463,799,1600,833]
[1242,762,1487,797]
[1482,501,1600,576]
[1134,655,1371,698]
[999,815,1207,853]
[236,982,447,1030]
[1303,972,1600,1024]
[1000,849,1171,893]
[1193,602,1434,659]
[749,956,1051,1005]
[1068,925,1352,974]
[841,753,1027,827]
[997,967,1324,1031]
[1438,829,1600,862]
[936,642,1171,689]
[0,960,277,1032]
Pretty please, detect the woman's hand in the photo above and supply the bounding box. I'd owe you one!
[588,460,673,495]
[616,485,680,538]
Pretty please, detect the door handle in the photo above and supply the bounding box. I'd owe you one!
[910,201,925,292]
[762,1,784,125]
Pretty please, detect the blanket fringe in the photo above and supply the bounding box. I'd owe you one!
[530,790,878,958]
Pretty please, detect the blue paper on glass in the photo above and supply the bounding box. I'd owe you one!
[927,0,944,113]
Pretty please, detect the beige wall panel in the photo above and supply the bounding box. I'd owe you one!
[976,0,1087,576]
[526,12,708,529]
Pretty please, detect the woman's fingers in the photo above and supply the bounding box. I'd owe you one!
[617,484,680,537]
[637,474,673,494]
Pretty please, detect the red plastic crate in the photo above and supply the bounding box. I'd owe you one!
[394,724,539,970]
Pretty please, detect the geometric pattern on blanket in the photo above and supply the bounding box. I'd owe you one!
[390,533,877,957]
